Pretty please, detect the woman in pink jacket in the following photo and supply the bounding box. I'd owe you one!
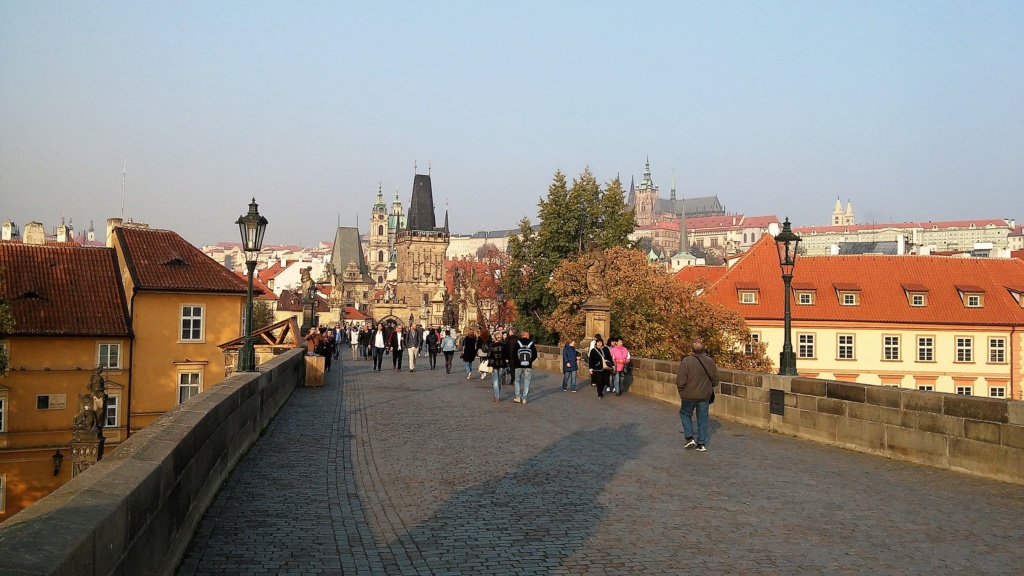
[609,337,631,397]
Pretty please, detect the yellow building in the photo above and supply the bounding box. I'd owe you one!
[111,226,249,430]
[0,242,131,521]
[702,237,1024,399]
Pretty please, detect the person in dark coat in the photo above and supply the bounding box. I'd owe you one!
[488,333,508,401]
[461,329,478,380]
[676,339,720,452]
[562,339,579,392]
[426,327,440,370]
[588,338,613,399]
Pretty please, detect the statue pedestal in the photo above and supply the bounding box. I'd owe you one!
[71,438,104,478]
[581,297,611,349]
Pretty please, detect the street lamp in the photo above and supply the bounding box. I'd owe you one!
[52,449,64,476]
[774,217,801,376]
[495,286,505,330]
[236,198,268,372]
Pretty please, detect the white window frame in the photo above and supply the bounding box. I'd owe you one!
[917,336,934,362]
[105,395,119,428]
[990,387,1006,398]
[917,385,934,391]
[797,292,814,305]
[745,332,761,356]
[798,333,815,359]
[910,293,926,307]
[739,291,757,304]
[178,371,202,404]
[180,304,205,342]
[955,337,973,363]
[97,343,122,370]
[988,338,1006,364]
[966,294,982,308]
[837,334,855,360]
[956,386,973,396]
[883,335,901,361]
[840,292,860,306]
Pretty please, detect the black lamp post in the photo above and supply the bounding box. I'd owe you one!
[236,198,268,372]
[495,286,505,330]
[774,217,801,376]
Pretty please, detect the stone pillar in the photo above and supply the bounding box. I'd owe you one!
[581,297,611,349]
[71,367,108,478]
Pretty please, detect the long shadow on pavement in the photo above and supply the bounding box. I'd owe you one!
[390,423,643,573]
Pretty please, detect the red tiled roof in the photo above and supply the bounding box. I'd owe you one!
[232,271,275,300]
[0,244,130,336]
[739,215,780,228]
[795,219,1010,235]
[686,215,744,230]
[116,227,248,293]
[1011,251,1024,261]
[343,306,372,320]
[673,265,728,285]
[705,236,1024,325]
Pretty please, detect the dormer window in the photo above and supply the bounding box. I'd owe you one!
[966,294,982,308]
[955,285,985,308]
[736,282,759,305]
[841,292,859,306]
[739,291,758,304]
[911,294,926,307]
[797,292,814,305]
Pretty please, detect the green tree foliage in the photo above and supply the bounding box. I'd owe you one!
[503,168,635,344]
[252,300,276,331]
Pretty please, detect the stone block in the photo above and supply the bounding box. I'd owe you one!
[964,420,1001,444]
[732,384,748,399]
[654,361,672,374]
[944,416,965,438]
[866,386,902,409]
[799,410,838,444]
[826,381,866,403]
[903,390,943,414]
[746,399,770,425]
[943,396,1009,423]
[847,402,877,422]
[1001,424,1024,450]
[948,438,1024,482]
[916,412,946,435]
[784,392,798,408]
[899,411,918,430]
[734,371,765,387]
[1007,402,1024,426]
[770,407,802,437]
[720,382,734,396]
[816,397,847,416]
[885,426,948,467]
[796,394,817,412]
[749,387,770,404]
[875,406,903,427]
[791,377,826,397]
[837,418,886,452]
[717,368,736,383]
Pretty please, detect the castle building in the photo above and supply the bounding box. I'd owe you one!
[373,173,450,326]
[626,158,726,226]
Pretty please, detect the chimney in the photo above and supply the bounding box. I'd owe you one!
[24,221,45,245]
[830,244,839,256]
[1,221,19,241]
[897,234,906,256]
[57,222,68,243]
[106,217,123,248]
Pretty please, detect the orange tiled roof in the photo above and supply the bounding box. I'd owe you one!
[343,306,372,321]
[794,219,1010,235]
[673,265,728,285]
[116,227,248,293]
[0,244,131,336]
[232,271,275,300]
[705,236,1024,325]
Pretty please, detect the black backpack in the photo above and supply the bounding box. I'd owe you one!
[517,341,533,366]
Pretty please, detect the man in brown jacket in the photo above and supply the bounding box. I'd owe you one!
[676,340,719,452]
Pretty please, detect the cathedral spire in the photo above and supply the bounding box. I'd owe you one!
[406,173,438,232]
[670,169,676,202]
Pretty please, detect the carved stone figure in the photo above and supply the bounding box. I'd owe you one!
[300,266,314,296]
[585,244,607,298]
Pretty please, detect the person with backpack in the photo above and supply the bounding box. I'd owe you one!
[441,329,457,373]
[426,327,440,370]
[461,329,478,380]
[488,332,508,402]
[512,330,537,404]
[476,329,493,381]
[562,339,579,392]
[588,337,613,399]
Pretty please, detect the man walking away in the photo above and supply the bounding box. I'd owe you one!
[441,330,457,373]
[488,332,508,402]
[506,328,518,388]
[562,339,579,392]
[513,330,537,404]
[676,339,720,452]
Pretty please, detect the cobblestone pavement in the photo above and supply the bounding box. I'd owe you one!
[179,356,1024,575]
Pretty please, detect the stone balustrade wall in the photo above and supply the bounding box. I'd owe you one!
[0,348,306,576]
[536,345,1024,485]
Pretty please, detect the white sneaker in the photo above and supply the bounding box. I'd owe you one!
[684,439,697,449]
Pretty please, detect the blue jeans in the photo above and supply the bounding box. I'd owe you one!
[515,367,533,401]
[492,367,505,398]
[562,370,577,391]
[680,401,710,445]
[612,371,624,394]
[464,359,474,375]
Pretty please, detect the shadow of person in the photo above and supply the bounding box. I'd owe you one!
[387,423,644,572]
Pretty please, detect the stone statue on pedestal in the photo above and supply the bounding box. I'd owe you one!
[71,367,108,477]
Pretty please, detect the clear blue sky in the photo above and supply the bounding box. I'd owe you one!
[1,1,1021,246]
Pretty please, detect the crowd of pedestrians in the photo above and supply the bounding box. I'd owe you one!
[310,321,720,450]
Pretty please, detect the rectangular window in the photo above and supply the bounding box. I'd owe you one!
[917,385,934,391]
[956,337,973,362]
[798,292,814,305]
[180,305,204,341]
[990,387,1006,398]
[837,334,855,360]
[966,294,982,308]
[105,396,118,428]
[883,335,901,361]
[745,333,761,356]
[178,372,202,404]
[98,343,121,369]
[989,338,1006,363]
[840,292,860,306]
[36,395,49,410]
[917,336,934,362]
[911,294,926,307]
[798,334,815,359]
[740,291,757,304]
[956,386,973,396]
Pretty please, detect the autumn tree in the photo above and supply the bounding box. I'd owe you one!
[504,169,635,343]
[545,247,772,370]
